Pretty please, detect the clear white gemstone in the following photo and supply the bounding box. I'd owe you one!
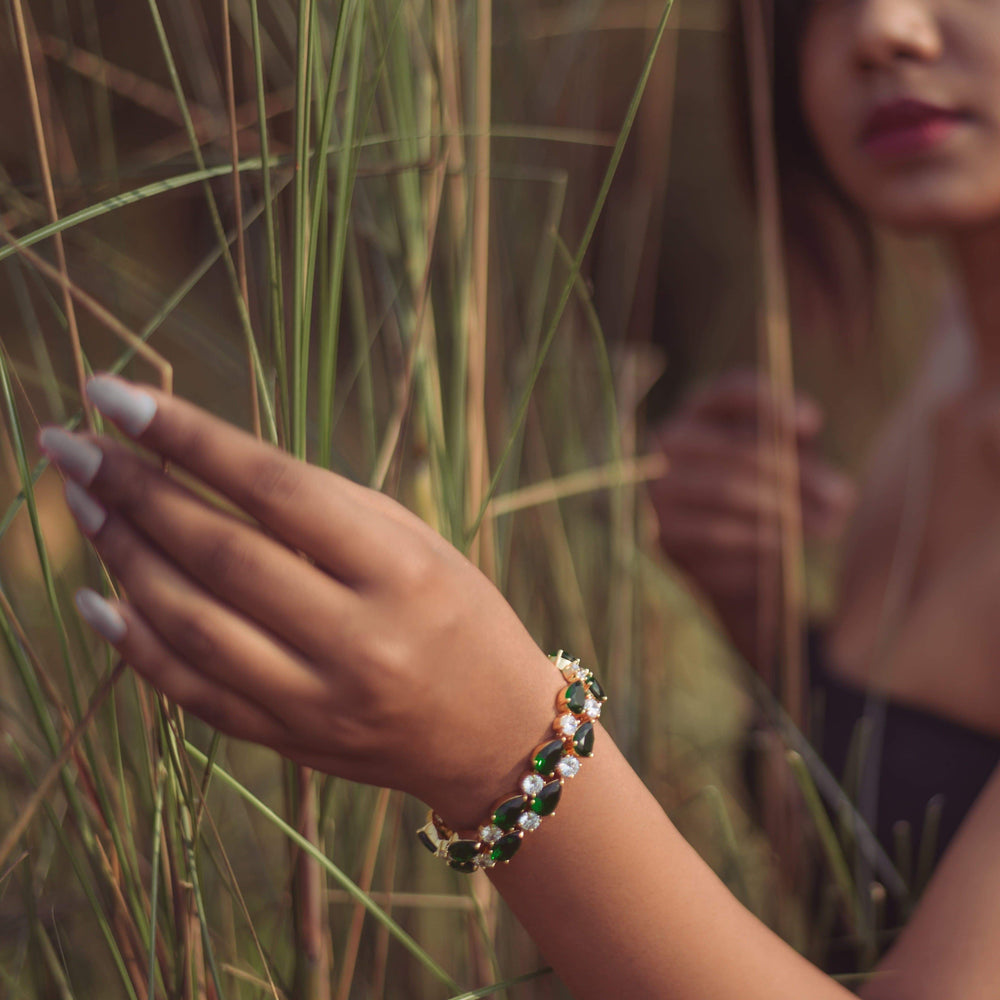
[556,755,581,779]
[556,653,585,681]
[479,824,502,845]
[557,714,580,737]
[521,773,545,797]
[517,811,542,833]
[474,853,496,869]
[584,697,602,719]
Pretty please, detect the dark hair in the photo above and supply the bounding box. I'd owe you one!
[731,0,877,346]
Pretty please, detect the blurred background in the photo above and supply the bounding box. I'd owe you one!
[0,1,947,997]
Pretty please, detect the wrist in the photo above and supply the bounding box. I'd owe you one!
[419,652,607,872]
[431,672,559,832]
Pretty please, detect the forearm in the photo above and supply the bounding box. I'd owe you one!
[489,730,852,1000]
[861,765,1000,1000]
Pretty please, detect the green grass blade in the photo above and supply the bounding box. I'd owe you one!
[787,750,861,936]
[317,0,367,469]
[0,344,82,717]
[444,968,552,1000]
[291,0,316,460]
[467,0,677,547]
[184,741,460,991]
[147,763,167,1000]
[142,0,278,443]
[248,0,290,441]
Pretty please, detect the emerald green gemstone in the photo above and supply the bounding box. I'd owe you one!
[588,676,607,701]
[573,721,595,757]
[493,796,526,831]
[530,780,562,816]
[563,681,587,714]
[448,859,477,873]
[532,740,565,776]
[447,840,481,863]
[490,833,523,863]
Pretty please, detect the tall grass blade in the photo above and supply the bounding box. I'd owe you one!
[468,0,677,547]
[184,741,460,991]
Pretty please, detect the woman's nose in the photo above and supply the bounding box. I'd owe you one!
[854,0,943,69]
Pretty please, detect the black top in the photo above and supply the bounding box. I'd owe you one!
[811,634,1000,868]
[743,631,1000,978]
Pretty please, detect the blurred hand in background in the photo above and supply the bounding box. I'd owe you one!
[649,370,856,668]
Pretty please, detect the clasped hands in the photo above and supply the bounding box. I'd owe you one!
[39,375,556,832]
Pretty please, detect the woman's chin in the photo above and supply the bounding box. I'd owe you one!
[855,180,1000,236]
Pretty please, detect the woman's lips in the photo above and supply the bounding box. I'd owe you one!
[861,98,969,158]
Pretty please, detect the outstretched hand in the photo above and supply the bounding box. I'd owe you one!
[39,375,557,831]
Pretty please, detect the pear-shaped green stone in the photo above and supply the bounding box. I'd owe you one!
[533,740,565,776]
[530,780,562,816]
[563,681,587,714]
[573,721,595,757]
[588,676,607,702]
[448,859,477,873]
[490,833,523,863]
[493,796,526,831]
[447,840,481,863]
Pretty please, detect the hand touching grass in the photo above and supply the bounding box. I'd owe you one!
[39,375,557,832]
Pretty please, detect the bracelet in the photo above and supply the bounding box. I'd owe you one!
[417,650,607,873]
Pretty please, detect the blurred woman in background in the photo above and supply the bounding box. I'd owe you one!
[35,0,1000,995]
[652,0,1000,894]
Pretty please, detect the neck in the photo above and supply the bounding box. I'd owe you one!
[950,225,1000,386]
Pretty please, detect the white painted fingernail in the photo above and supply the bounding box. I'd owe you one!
[64,480,107,536]
[38,427,103,485]
[74,588,127,644]
[86,376,157,436]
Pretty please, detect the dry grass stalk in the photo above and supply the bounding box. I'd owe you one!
[9,0,90,430]
[739,0,806,725]
[334,787,391,1000]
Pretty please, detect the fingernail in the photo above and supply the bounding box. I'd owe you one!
[38,427,103,485]
[74,588,127,644]
[86,376,157,436]
[64,480,107,536]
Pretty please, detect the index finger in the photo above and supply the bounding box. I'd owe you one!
[684,370,822,438]
[84,374,411,583]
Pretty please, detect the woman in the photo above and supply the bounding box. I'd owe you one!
[652,0,1000,877]
[35,0,1000,994]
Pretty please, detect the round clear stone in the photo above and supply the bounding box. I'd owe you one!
[557,714,580,737]
[474,853,496,869]
[584,697,602,719]
[479,824,503,845]
[517,811,542,833]
[556,755,581,779]
[521,773,545,797]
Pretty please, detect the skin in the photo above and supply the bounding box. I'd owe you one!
[804,0,1000,736]
[38,380,855,999]
[41,377,1000,998]
[43,392,558,833]
[799,0,1000,232]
